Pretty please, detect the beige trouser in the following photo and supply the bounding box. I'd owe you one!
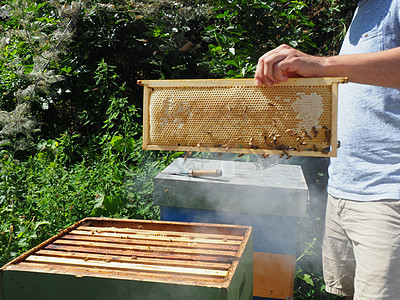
[322,194,400,300]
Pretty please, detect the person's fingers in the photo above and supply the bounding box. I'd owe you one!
[255,54,273,86]
[255,44,298,86]
[262,52,290,83]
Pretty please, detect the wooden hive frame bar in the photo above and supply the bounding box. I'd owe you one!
[138,77,347,157]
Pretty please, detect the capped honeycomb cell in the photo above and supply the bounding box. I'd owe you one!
[138,78,347,157]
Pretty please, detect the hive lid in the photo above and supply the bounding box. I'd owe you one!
[0,218,252,289]
[139,77,347,157]
[153,158,309,217]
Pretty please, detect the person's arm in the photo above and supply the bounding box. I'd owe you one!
[254,44,400,89]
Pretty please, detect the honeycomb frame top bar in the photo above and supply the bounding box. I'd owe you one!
[139,77,347,157]
[137,77,347,88]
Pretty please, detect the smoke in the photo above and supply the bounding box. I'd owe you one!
[153,152,330,295]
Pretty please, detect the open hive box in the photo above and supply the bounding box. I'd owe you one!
[138,77,347,157]
[0,218,253,300]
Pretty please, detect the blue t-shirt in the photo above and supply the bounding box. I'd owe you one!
[327,0,400,201]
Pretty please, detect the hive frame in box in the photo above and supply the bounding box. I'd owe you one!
[0,217,253,300]
[138,77,347,157]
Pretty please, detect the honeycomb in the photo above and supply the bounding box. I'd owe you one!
[139,78,346,157]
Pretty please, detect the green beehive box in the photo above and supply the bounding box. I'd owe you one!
[0,218,253,300]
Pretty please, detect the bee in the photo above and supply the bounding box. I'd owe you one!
[304,131,312,139]
[164,188,169,193]
[285,129,293,133]
[337,141,341,148]
[184,151,192,162]
[313,144,318,152]
[272,119,277,127]
[286,155,292,160]
[196,143,201,148]
[312,126,318,138]
[267,102,275,106]
[238,153,244,157]
[262,153,270,158]
[324,130,332,144]
[227,105,232,112]
[235,137,242,141]
[282,149,289,157]
[244,105,248,113]
[321,150,329,155]
[204,131,212,135]
[249,137,254,146]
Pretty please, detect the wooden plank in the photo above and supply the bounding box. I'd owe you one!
[142,86,151,150]
[44,244,235,263]
[138,77,347,88]
[143,144,332,157]
[25,255,229,277]
[75,226,244,242]
[253,252,296,298]
[62,233,240,251]
[6,262,226,286]
[330,82,339,157]
[35,249,232,270]
[81,217,249,236]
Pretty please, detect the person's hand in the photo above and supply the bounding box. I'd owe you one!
[254,44,323,86]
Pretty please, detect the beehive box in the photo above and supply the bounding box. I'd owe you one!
[138,77,347,157]
[154,158,309,217]
[0,218,253,300]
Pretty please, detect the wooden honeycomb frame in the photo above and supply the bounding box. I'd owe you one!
[138,78,347,157]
